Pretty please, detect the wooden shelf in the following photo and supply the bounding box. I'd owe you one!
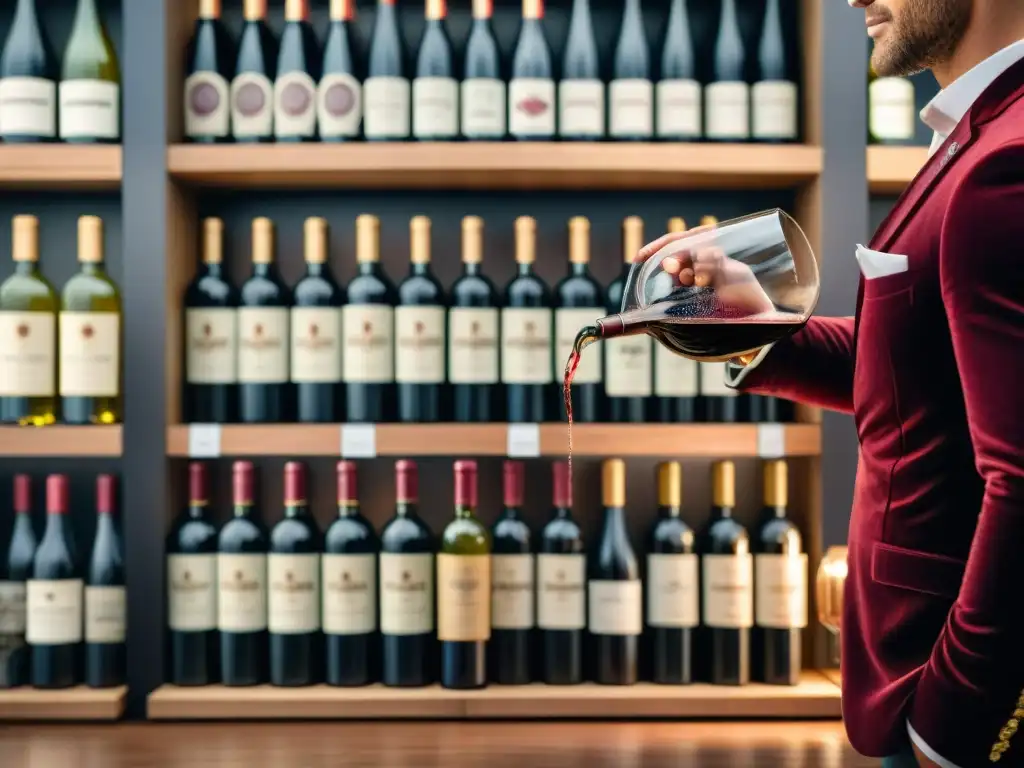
[0,425,122,457]
[0,686,126,721]
[867,145,928,194]
[167,143,823,191]
[0,145,122,190]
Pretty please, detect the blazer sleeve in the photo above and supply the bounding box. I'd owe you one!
[908,145,1024,765]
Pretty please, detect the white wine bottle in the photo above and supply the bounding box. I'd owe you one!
[0,0,58,142]
[60,0,121,143]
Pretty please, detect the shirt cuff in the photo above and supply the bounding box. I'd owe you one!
[908,719,961,768]
[724,343,775,389]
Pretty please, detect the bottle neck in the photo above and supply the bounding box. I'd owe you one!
[659,504,681,519]
[602,506,627,536]
[338,501,359,518]
[517,262,534,277]
[357,260,379,276]
[712,504,733,519]
[396,500,417,518]
[80,261,105,276]
[233,503,253,519]
[253,262,275,278]
[721,0,737,25]
[14,261,37,277]
[284,502,307,519]
[410,261,432,277]
[305,262,325,277]
[501,505,521,520]
[765,504,787,519]
[15,0,39,24]
[552,505,572,520]
[12,512,34,537]
[570,0,590,19]
[187,502,208,520]
[455,503,475,520]
[43,511,69,540]
[462,261,481,277]
[570,262,590,277]
[73,0,100,27]
[95,511,117,540]
[471,16,491,30]
[202,262,223,279]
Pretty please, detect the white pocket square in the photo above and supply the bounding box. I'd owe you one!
[855,244,909,279]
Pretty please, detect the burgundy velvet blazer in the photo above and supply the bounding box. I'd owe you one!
[738,59,1024,765]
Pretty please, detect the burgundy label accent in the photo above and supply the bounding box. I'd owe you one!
[13,474,30,514]
[188,81,221,116]
[337,460,358,504]
[46,474,69,515]
[234,82,267,116]
[552,461,571,508]
[96,474,116,515]
[454,460,478,508]
[284,461,306,504]
[189,462,208,505]
[395,460,418,503]
[503,460,524,507]
[516,96,549,117]
[324,81,356,117]
[233,461,255,506]
[280,81,313,116]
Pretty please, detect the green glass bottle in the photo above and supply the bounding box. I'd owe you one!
[59,0,120,142]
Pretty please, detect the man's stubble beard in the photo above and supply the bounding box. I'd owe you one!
[871,0,972,76]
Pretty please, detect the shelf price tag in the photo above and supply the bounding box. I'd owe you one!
[188,424,222,458]
[757,424,786,458]
[507,423,541,458]
[341,424,377,458]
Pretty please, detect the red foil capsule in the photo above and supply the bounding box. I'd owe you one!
[552,461,572,509]
[96,474,117,515]
[284,461,306,505]
[189,462,208,505]
[233,461,255,506]
[47,474,69,515]
[454,460,478,508]
[396,460,418,503]
[503,460,524,507]
[13,474,30,515]
[337,460,358,505]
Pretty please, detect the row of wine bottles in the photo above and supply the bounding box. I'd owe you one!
[167,457,804,688]
[185,0,797,143]
[185,213,788,425]
[0,474,125,690]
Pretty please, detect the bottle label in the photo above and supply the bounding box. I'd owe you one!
[184,71,230,138]
[0,76,56,138]
[646,553,699,628]
[501,307,553,384]
[555,307,603,385]
[0,581,27,634]
[317,72,362,138]
[755,553,808,629]
[536,553,585,630]
[291,306,342,383]
[0,312,56,397]
[268,553,320,634]
[605,335,652,397]
[322,552,376,635]
[491,553,534,629]
[870,77,915,141]
[274,70,318,138]
[655,345,699,397]
[588,579,642,636]
[185,308,237,385]
[705,81,750,140]
[437,553,491,642]
[508,78,555,137]
[702,553,754,629]
[84,585,126,644]
[58,80,119,140]
[413,76,458,138]
[167,553,217,632]
[656,78,701,138]
[460,78,506,138]
[752,80,798,140]
[26,578,83,644]
[217,553,267,632]
[380,552,434,635]
[449,307,499,384]
[343,304,394,383]
[363,76,410,139]
[558,79,604,137]
[395,306,445,384]
[700,361,738,398]
[230,71,274,139]
[237,307,288,384]
[58,311,119,397]
[609,78,653,138]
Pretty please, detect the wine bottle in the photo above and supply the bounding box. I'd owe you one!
[166,462,219,687]
[0,0,58,142]
[754,459,805,686]
[28,474,82,689]
[609,0,653,140]
[0,215,58,426]
[647,461,696,685]
[60,0,120,142]
[868,61,915,145]
[490,461,533,685]
[218,461,268,687]
[653,217,698,422]
[439,460,491,690]
[605,216,651,423]
[656,0,700,140]
[85,474,125,689]
[0,475,35,688]
[238,217,291,423]
[232,0,277,143]
[751,0,797,142]
[324,461,379,687]
[60,215,121,425]
[275,0,321,142]
[538,461,585,685]
[344,214,397,423]
[702,460,752,686]
[705,0,749,141]
[556,217,604,423]
[413,0,457,140]
[461,0,505,140]
[292,217,343,423]
[450,216,500,422]
[319,0,362,141]
[268,462,322,687]
[502,216,553,423]
[364,0,410,140]
[558,0,603,140]
[508,0,555,140]
[184,217,238,424]
[184,0,235,143]
[380,460,435,687]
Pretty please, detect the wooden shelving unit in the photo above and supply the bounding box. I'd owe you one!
[0,425,122,457]
[0,686,127,721]
[0,145,122,191]
[867,145,929,194]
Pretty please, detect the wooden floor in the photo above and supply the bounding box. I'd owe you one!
[0,721,876,767]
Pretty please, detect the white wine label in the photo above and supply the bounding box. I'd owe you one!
[752,80,798,140]
[275,70,318,139]
[656,78,701,138]
[185,308,237,385]
[508,78,555,137]
[184,71,230,138]
[317,72,362,138]
[646,553,699,628]
[0,312,56,397]
[558,79,604,137]
[395,306,445,384]
[380,552,433,635]
[231,71,274,138]
[501,307,553,384]
[460,78,505,138]
[870,77,915,141]
[536,553,585,630]
[26,579,83,644]
[167,554,217,632]
[363,76,410,139]
[322,553,376,635]
[268,553,320,634]
[700,362,738,398]
[291,306,343,383]
[609,78,653,138]
[343,304,394,383]
[237,307,288,384]
[755,553,808,629]
[0,581,27,634]
[0,76,56,138]
[449,307,499,384]
[588,579,642,636]
[556,307,603,385]
[59,79,118,140]
[413,76,458,138]
[605,335,652,397]
[84,585,126,644]
[705,81,750,140]
[702,553,754,629]
[59,312,119,397]
[655,345,699,397]
[491,553,534,630]
[217,553,267,633]
[437,554,491,642]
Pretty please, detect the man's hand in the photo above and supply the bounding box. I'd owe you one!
[912,741,941,768]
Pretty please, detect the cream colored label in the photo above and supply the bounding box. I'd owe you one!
[0,581,27,633]
[646,553,699,628]
[363,76,410,139]
[343,304,394,383]
[59,312,119,397]
[380,552,433,635]
[318,72,362,137]
[186,308,237,385]
[413,76,458,138]
[656,78,701,137]
[705,80,750,139]
[752,80,798,140]
[700,361,738,397]
[655,345,699,397]
[268,553,320,634]
[84,585,126,643]
[755,553,808,629]
[509,78,555,136]
[59,79,119,139]
[558,79,604,137]
[291,306,342,383]
[322,553,376,635]
[217,553,267,632]
[184,71,230,138]
[605,335,652,397]
[702,554,754,629]
[870,77,915,141]
[437,554,490,642]
[231,71,274,138]
[0,312,56,396]
[491,554,534,630]
[536,553,585,630]
[501,307,552,384]
[556,307,603,385]
[449,307,498,384]
[609,78,653,137]
[26,579,83,644]
[460,78,505,137]
[275,70,318,138]
[0,76,56,137]
[167,554,217,632]
[395,306,445,384]
[588,580,642,636]
[237,307,288,384]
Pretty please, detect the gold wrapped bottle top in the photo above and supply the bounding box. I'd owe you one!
[568,216,590,265]
[243,0,267,21]
[330,0,356,20]
[410,216,431,264]
[425,0,447,20]
[11,215,39,263]
[199,0,222,19]
[763,459,788,508]
[700,215,719,228]
[711,460,735,509]
[515,216,536,265]
[657,462,682,508]
[77,216,104,264]
[602,459,626,508]
[202,217,224,265]
[622,216,644,265]
[355,214,380,263]
[461,216,483,265]
[285,0,309,21]
[304,217,328,265]
[251,217,274,265]
[668,217,687,234]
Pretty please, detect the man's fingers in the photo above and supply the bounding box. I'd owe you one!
[635,224,716,263]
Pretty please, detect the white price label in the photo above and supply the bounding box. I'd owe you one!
[507,423,540,458]
[757,423,786,458]
[341,424,376,458]
[188,424,222,458]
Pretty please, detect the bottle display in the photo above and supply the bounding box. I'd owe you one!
[184,0,235,143]
[84,474,125,689]
[0,0,58,142]
[60,0,120,142]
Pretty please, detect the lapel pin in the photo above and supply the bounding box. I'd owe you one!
[940,141,959,168]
